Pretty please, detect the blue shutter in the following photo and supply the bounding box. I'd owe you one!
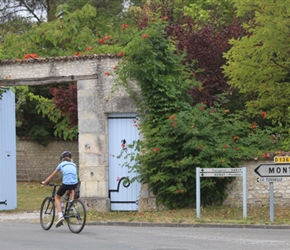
[0,89,17,210]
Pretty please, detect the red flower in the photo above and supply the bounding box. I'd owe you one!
[24,53,38,59]
[223,145,229,148]
[221,159,225,163]
[177,189,183,194]
[172,121,177,127]
[117,51,124,57]
[252,122,257,129]
[104,71,110,76]
[262,153,269,159]
[74,52,82,56]
[197,145,202,150]
[153,147,160,153]
[200,106,205,110]
[233,136,238,141]
[104,35,111,40]
[99,38,104,43]
[168,115,176,120]
[261,111,267,118]
[122,24,128,30]
[86,46,93,51]
[141,34,149,39]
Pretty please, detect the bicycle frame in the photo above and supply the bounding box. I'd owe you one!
[40,183,86,233]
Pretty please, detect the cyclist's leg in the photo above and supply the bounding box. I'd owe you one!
[55,184,68,227]
[54,194,62,215]
[69,190,75,201]
[68,183,78,201]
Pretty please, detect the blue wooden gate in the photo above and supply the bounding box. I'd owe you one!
[0,89,16,210]
[108,113,140,211]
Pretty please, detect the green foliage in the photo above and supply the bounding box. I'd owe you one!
[14,86,77,143]
[0,44,4,60]
[184,0,236,27]
[115,20,280,208]
[223,0,290,125]
[27,90,78,141]
[27,126,51,146]
[1,3,137,59]
[0,46,9,99]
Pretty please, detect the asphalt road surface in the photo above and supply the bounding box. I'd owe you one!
[1,222,290,250]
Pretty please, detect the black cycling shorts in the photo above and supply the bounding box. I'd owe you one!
[56,183,78,197]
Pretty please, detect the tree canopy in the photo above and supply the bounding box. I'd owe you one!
[223,0,290,124]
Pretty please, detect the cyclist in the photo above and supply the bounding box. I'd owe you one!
[42,151,78,227]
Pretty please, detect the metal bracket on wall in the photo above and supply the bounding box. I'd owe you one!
[0,200,7,205]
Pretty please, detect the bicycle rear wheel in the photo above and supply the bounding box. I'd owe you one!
[67,199,86,234]
[40,197,55,230]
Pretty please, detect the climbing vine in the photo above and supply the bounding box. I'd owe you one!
[115,20,280,208]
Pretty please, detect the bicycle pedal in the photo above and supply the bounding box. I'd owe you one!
[55,220,64,228]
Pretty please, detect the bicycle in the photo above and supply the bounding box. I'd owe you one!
[40,183,86,234]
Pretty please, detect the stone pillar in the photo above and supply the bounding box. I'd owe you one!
[77,79,110,212]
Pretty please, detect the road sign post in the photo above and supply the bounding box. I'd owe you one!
[196,167,247,219]
[254,162,290,222]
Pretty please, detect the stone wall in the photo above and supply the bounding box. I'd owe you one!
[224,160,290,207]
[17,141,290,208]
[16,139,79,182]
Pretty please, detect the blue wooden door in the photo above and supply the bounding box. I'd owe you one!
[108,113,140,211]
[0,89,16,210]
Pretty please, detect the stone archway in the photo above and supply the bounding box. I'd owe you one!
[0,55,137,212]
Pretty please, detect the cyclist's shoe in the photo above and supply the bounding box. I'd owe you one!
[55,217,64,228]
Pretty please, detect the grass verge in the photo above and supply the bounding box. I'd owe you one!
[1,182,290,225]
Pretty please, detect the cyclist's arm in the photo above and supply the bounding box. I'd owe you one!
[42,169,59,185]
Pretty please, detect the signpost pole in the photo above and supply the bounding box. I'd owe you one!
[242,167,247,219]
[196,167,200,219]
[197,167,246,219]
[269,182,274,222]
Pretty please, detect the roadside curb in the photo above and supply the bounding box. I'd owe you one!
[2,212,290,229]
[86,221,290,229]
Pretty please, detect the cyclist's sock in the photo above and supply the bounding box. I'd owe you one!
[58,212,63,219]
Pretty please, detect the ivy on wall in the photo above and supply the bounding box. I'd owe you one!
[115,20,280,208]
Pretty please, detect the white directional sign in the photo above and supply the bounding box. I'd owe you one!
[200,172,243,177]
[200,168,243,177]
[254,164,290,177]
[200,168,243,173]
[257,177,283,182]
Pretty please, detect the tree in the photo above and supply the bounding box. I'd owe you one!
[136,0,246,109]
[184,0,236,28]
[223,0,290,124]
[115,20,278,208]
[172,17,246,107]
[0,0,60,23]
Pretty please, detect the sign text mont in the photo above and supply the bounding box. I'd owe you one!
[254,164,290,177]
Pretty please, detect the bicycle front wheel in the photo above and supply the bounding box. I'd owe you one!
[67,199,86,234]
[40,197,55,230]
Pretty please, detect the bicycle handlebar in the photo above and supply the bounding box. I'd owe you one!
[40,183,61,187]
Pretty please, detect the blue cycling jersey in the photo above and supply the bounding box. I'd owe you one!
[56,161,78,185]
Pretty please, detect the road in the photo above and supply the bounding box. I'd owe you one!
[1,222,290,250]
